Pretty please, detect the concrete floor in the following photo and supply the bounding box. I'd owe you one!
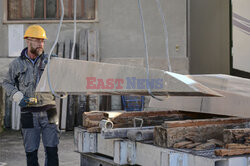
[0,130,80,166]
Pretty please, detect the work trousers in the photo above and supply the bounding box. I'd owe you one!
[21,108,59,166]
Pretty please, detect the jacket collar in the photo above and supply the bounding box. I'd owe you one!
[20,47,28,59]
[20,47,44,60]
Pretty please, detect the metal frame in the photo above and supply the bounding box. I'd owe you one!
[74,127,250,166]
[2,0,98,24]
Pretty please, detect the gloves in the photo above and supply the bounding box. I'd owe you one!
[13,91,27,107]
[13,91,24,103]
[19,96,31,107]
[13,91,37,107]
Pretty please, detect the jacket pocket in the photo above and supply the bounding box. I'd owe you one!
[21,112,34,128]
[18,68,31,87]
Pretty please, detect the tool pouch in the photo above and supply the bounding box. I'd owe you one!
[46,107,58,124]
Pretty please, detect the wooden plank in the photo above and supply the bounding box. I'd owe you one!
[111,111,226,128]
[223,128,250,144]
[66,95,76,130]
[173,141,193,148]
[87,29,100,111]
[57,42,64,58]
[87,29,99,61]
[207,139,224,147]
[82,111,109,128]
[60,97,68,130]
[225,143,250,149]
[100,96,112,111]
[87,127,101,133]
[215,148,250,157]
[83,119,99,128]
[83,111,109,121]
[185,142,201,149]
[194,142,215,150]
[77,95,87,126]
[154,121,250,148]
[162,118,250,128]
[78,29,88,60]
[64,39,71,59]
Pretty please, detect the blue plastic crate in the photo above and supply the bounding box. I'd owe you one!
[121,95,144,111]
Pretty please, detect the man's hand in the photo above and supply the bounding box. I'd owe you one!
[13,91,37,107]
[13,91,24,103]
[19,96,30,107]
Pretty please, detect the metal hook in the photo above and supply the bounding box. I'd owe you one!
[133,117,143,129]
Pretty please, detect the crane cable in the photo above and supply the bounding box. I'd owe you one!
[137,0,171,100]
[155,0,172,72]
[71,0,77,59]
[46,0,77,98]
[46,0,169,100]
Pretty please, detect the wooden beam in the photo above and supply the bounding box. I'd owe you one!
[173,141,193,148]
[82,111,109,129]
[215,148,250,157]
[223,128,250,144]
[194,142,215,150]
[162,118,250,128]
[207,139,224,147]
[83,111,109,121]
[225,143,250,149]
[185,142,201,149]
[154,119,250,148]
[111,110,227,128]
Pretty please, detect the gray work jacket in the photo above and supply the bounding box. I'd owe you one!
[2,47,56,107]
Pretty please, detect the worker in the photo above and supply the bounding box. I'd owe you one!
[2,25,59,166]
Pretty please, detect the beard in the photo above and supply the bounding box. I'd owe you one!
[30,45,44,57]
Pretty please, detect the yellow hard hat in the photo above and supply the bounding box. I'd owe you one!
[24,25,48,39]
